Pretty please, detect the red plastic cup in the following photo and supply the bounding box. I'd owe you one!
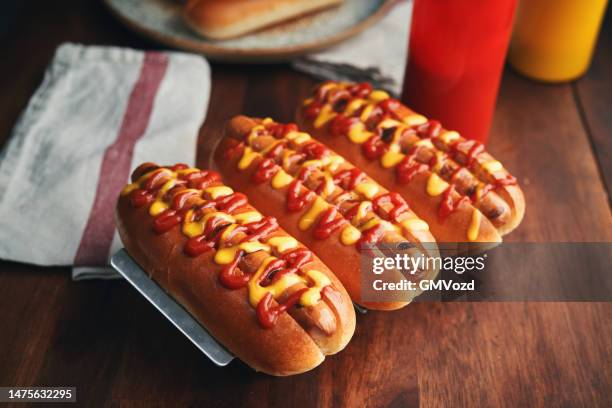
[401,0,517,144]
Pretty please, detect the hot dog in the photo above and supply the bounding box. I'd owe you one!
[296,81,526,243]
[116,163,355,376]
[213,116,440,310]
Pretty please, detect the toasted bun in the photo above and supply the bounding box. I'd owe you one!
[214,116,443,310]
[116,170,355,376]
[294,81,526,244]
[184,0,343,40]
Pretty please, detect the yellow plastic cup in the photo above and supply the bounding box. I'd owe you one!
[509,0,609,82]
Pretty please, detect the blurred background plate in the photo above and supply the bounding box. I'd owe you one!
[104,0,396,62]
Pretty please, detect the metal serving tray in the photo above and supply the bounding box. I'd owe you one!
[110,249,234,367]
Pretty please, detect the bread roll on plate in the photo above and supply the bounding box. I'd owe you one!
[184,0,344,40]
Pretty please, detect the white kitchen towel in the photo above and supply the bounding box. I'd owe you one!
[293,0,412,95]
[0,43,210,280]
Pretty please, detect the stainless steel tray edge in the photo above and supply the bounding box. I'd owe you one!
[110,249,234,366]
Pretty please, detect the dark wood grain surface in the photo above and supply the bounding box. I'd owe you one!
[0,1,611,407]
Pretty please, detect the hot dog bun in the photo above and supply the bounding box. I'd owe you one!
[116,163,355,376]
[184,0,343,40]
[213,116,440,310]
[296,81,525,244]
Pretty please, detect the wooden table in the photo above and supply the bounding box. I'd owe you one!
[1,2,610,406]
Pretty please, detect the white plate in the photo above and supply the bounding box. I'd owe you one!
[105,0,395,62]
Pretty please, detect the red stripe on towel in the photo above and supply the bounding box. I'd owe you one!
[74,52,169,266]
